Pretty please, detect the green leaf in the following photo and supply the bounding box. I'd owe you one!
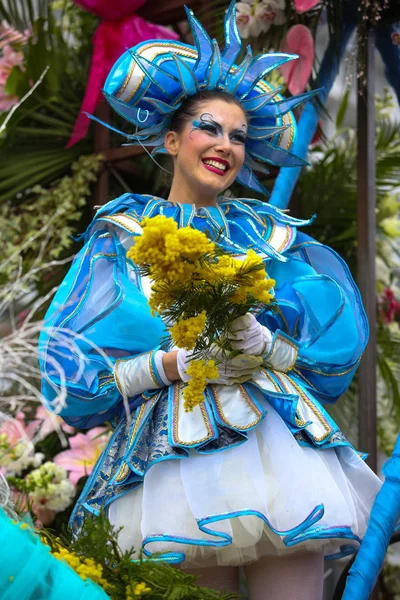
[335,88,350,129]
[4,65,29,97]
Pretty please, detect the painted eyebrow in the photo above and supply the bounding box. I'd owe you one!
[198,113,247,135]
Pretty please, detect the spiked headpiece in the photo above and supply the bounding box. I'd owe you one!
[97,1,316,194]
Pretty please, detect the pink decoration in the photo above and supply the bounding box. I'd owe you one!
[0,412,31,446]
[26,405,75,440]
[294,0,320,13]
[32,506,56,527]
[54,427,110,484]
[381,288,400,326]
[66,0,178,148]
[0,44,25,112]
[280,25,314,96]
[0,412,38,476]
[0,21,31,50]
[392,32,400,48]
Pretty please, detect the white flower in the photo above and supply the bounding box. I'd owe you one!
[28,461,76,513]
[0,439,42,476]
[236,0,286,39]
[32,452,45,467]
[255,0,286,34]
[236,2,255,39]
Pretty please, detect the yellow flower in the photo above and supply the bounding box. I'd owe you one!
[241,249,264,272]
[201,254,240,282]
[127,215,215,285]
[52,546,112,591]
[183,359,219,412]
[127,215,177,269]
[251,278,275,303]
[175,227,215,261]
[170,312,207,349]
[148,283,175,316]
[126,581,152,599]
[229,249,275,304]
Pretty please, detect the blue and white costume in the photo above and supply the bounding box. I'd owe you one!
[39,1,382,568]
[40,194,381,565]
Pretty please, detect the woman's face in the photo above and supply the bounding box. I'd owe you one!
[165,98,247,198]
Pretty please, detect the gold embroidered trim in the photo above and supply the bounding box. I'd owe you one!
[273,306,290,335]
[277,225,291,252]
[210,384,261,430]
[148,351,162,388]
[272,371,308,428]
[292,368,318,390]
[293,315,300,338]
[119,43,197,102]
[172,383,213,446]
[265,215,276,245]
[275,372,332,441]
[299,360,360,378]
[256,79,295,148]
[260,368,281,392]
[102,214,142,233]
[115,402,147,482]
[289,241,321,251]
[113,363,125,396]
[99,377,114,389]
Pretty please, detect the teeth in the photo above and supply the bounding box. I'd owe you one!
[203,159,228,171]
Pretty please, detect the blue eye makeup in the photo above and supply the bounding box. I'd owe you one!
[190,113,246,143]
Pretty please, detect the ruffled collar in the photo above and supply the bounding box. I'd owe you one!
[88,193,314,262]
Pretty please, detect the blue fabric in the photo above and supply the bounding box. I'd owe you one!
[263,232,368,402]
[342,433,400,600]
[40,194,368,429]
[99,1,318,195]
[39,222,166,428]
[0,509,109,600]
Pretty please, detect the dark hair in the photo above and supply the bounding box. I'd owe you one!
[169,90,246,133]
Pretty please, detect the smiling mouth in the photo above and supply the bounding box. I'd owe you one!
[202,158,231,176]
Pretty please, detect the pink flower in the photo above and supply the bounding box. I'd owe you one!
[280,25,314,95]
[392,32,400,48]
[294,0,320,13]
[0,21,31,50]
[0,44,25,112]
[26,405,75,441]
[0,413,42,475]
[53,427,111,485]
[380,287,400,326]
[0,411,28,444]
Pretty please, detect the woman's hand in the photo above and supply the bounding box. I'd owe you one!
[227,313,272,356]
[162,350,180,382]
[177,347,262,385]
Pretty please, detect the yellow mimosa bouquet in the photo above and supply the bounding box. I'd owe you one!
[127,215,275,411]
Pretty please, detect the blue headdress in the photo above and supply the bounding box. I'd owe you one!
[94,1,317,194]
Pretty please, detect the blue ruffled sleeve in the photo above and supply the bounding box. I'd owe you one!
[39,224,166,429]
[259,231,369,403]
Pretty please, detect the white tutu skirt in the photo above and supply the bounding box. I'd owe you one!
[108,400,381,567]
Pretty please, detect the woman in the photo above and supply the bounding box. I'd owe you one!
[40,4,382,599]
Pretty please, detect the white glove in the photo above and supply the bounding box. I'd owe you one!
[114,350,171,398]
[227,313,272,356]
[177,347,263,385]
